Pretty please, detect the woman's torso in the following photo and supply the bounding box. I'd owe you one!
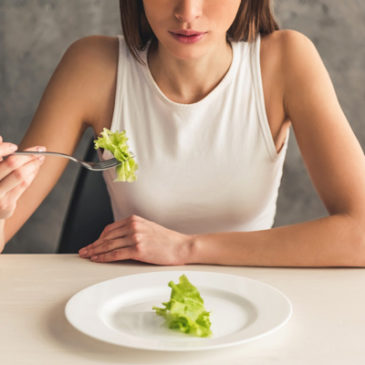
[91,31,289,152]
[87,31,291,233]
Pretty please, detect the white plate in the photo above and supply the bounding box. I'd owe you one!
[65,270,292,351]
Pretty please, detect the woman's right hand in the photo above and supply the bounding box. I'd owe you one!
[0,136,46,220]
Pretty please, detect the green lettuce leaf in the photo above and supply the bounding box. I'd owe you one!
[94,128,138,182]
[152,274,212,337]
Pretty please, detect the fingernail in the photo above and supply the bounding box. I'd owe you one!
[9,144,18,152]
[37,146,46,152]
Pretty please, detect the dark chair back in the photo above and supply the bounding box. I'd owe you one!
[58,140,114,253]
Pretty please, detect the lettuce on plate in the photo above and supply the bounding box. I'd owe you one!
[94,128,138,182]
[152,274,212,337]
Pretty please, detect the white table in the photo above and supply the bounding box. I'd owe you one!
[1,254,364,364]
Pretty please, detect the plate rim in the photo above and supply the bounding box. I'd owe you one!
[65,270,292,351]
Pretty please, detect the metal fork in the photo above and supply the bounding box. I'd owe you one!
[10,151,121,171]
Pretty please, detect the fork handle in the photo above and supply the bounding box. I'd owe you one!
[10,151,79,163]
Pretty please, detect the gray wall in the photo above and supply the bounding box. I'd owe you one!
[1,0,364,253]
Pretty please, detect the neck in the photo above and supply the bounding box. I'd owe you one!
[147,40,233,104]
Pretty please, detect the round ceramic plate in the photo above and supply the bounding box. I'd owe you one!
[65,270,292,351]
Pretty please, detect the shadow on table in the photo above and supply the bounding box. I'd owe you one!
[44,299,259,364]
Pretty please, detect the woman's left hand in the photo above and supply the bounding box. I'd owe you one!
[78,215,193,265]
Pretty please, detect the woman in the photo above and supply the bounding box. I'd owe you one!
[1,0,365,266]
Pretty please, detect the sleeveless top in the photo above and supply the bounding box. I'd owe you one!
[102,34,289,234]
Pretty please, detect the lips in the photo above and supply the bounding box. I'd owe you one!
[169,30,207,44]
[171,30,206,36]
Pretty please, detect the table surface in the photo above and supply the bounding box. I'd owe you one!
[1,254,364,365]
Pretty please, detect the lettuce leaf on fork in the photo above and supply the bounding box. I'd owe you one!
[94,128,138,182]
[152,274,212,337]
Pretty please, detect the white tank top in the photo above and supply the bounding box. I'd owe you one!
[102,34,289,234]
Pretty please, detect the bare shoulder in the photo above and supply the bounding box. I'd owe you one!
[261,29,318,67]
[61,35,119,129]
[261,29,329,112]
[65,35,119,67]
[262,28,314,47]
[62,35,119,89]
[263,29,325,82]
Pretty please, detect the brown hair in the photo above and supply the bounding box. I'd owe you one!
[119,0,279,62]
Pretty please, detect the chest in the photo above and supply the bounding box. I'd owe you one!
[93,45,288,155]
[103,85,286,229]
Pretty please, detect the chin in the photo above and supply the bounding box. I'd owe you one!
[174,51,204,61]
[167,44,208,61]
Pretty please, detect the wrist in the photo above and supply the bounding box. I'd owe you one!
[184,233,200,264]
[182,232,248,266]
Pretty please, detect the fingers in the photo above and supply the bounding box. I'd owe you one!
[99,214,143,239]
[0,155,44,198]
[5,159,42,199]
[0,184,24,220]
[0,142,17,160]
[81,237,133,258]
[0,142,46,219]
[0,156,44,219]
[79,215,144,261]
[79,229,135,256]
[0,145,45,181]
[24,145,46,153]
[98,220,128,239]
[100,224,131,242]
[82,222,132,253]
[89,246,136,263]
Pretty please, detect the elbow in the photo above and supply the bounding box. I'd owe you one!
[343,215,365,267]
[353,233,365,267]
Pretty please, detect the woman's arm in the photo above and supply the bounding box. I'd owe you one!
[190,30,365,267]
[0,138,46,251]
[1,36,118,250]
[80,30,365,267]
